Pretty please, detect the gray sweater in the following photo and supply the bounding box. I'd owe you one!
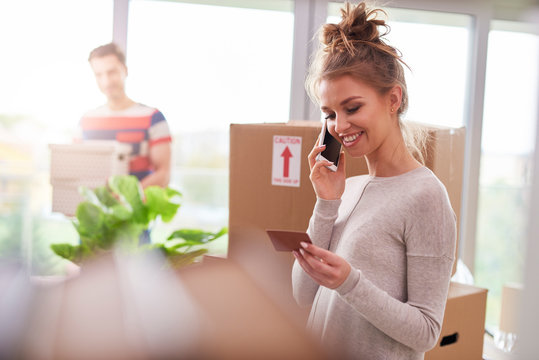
[292,166,456,360]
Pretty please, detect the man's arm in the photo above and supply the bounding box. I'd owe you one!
[140,142,171,188]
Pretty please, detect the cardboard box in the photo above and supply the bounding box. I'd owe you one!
[499,282,523,334]
[425,282,488,360]
[228,121,465,323]
[49,141,131,216]
[229,121,465,269]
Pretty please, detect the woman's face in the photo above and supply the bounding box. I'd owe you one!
[319,75,399,159]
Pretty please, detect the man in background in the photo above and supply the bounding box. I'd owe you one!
[81,42,172,189]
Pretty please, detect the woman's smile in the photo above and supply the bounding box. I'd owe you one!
[340,131,365,147]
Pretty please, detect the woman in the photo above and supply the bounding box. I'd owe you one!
[291,2,456,359]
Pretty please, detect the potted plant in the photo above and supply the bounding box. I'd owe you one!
[50,175,227,268]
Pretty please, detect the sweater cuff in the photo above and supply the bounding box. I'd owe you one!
[336,266,360,296]
[314,197,341,218]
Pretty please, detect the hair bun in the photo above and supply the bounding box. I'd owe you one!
[321,2,389,54]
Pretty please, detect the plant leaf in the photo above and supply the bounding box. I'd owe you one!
[108,175,148,225]
[79,186,101,206]
[50,243,91,264]
[144,186,181,223]
[167,227,227,244]
[167,249,208,268]
[94,186,120,207]
[165,187,182,199]
[74,202,105,241]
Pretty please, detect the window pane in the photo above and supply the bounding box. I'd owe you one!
[0,0,113,274]
[127,0,294,254]
[475,23,539,333]
[327,4,471,128]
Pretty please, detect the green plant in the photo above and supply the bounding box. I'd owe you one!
[50,175,227,267]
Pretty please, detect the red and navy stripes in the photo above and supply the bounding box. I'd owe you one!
[80,104,171,180]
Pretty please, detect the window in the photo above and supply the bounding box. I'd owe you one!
[0,0,113,274]
[327,4,471,128]
[475,21,539,334]
[126,0,294,254]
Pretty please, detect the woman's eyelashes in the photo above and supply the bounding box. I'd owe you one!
[323,104,361,119]
[346,105,361,114]
[324,112,336,120]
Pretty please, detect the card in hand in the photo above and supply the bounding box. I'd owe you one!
[266,229,312,252]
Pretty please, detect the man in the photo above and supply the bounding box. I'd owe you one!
[81,42,172,188]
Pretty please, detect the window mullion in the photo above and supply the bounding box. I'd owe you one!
[519,57,539,357]
[290,0,313,121]
[460,6,491,276]
[113,0,130,55]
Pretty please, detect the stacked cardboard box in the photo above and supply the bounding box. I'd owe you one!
[425,282,488,359]
[49,141,131,216]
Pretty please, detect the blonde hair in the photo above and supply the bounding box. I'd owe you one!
[305,1,427,164]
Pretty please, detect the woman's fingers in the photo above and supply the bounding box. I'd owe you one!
[310,157,334,176]
[300,242,338,265]
[308,142,325,170]
[294,242,351,289]
[294,249,327,284]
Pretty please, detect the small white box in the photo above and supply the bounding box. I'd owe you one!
[50,178,109,216]
[49,141,131,216]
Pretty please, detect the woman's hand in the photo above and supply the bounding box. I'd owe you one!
[308,137,346,200]
[293,242,351,289]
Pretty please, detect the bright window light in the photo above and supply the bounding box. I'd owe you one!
[475,22,539,334]
[126,0,294,252]
[0,0,113,275]
[327,4,471,128]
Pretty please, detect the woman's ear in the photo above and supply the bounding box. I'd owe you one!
[389,85,402,113]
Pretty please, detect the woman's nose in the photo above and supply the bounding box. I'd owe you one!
[334,115,350,134]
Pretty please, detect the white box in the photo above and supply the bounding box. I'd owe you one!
[49,141,131,216]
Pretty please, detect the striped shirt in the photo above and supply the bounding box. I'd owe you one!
[80,103,172,180]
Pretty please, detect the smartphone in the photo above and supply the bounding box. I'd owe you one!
[266,229,312,252]
[316,119,341,172]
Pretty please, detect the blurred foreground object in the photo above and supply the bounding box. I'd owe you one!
[21,252,202,360]
[179,256,328,359]
[1,251,327,359]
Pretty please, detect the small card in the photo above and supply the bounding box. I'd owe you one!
[266,229,312,252]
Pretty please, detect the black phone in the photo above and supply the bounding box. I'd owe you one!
[316,119,341,172]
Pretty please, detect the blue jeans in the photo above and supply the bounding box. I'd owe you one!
[139,229,152,245]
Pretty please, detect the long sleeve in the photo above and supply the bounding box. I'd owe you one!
[302,168,457,359]
[292,197,341,307]
[335,175,456,352]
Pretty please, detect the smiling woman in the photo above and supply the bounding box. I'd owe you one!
[292,3,457,359]
[307,3,427,174]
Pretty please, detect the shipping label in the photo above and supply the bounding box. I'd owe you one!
[272,135,302,187]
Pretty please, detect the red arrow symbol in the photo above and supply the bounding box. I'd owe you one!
[281,146,293,178]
